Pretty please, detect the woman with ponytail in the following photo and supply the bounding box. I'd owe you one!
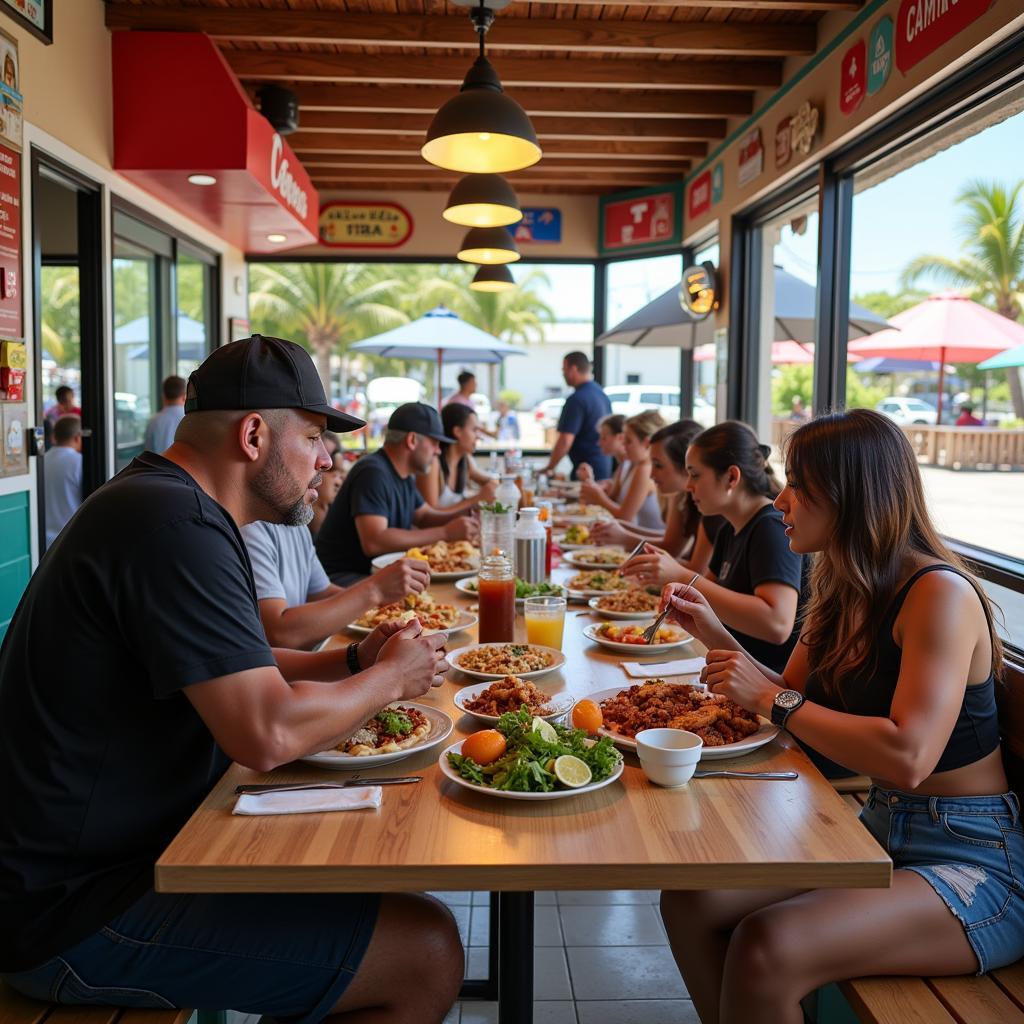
[659,409,1020,1024]
[622,420,804,671]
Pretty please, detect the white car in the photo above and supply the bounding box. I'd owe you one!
[532,397,566,430]
[875,397,938,425]
[605,384,717,426]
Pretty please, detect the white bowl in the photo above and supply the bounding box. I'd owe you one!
[635,728,703,787]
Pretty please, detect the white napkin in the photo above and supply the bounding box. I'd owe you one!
[622,657,706,678]
[232,786,383,816]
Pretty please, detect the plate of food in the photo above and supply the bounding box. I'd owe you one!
[565,570,637,600]
[553,504,613,527]
[301,703,454,769]
[371,541,480,581]
[580,681,778,760]
[448,642,566,681]
[454,577,566,605]
[588,589,661,619]
[562,546,629,570]
[555,523,592,550]
[348,593,477,636]
[583,621,691,653]
[439,708,624,801]
[453,677,574,725]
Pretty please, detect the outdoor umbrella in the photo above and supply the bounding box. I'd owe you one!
[848,292,1024,420]
[349,305,525,409]
[117,312,208,363]
[978,344,1024,371]
[693,340,815,364]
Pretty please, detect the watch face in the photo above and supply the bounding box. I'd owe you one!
[775,690,802,710]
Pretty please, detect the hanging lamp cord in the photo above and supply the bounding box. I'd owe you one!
[470,1,495,59]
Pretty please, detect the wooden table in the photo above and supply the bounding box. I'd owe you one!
[156,568,891,1023]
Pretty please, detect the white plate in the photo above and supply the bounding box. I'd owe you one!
[452,682,574,725]
[554,514,607,527]
[371,550,479,582]
[587,596,661,620]
[582,622,692,654]
[447,642,566,681]
[554,534,591,551]
[562,548,628,570]
[454,577,566,606]
[438,738,624,801]
[579,686,779,761]
[347,609,478,637]
[301,703,454,770]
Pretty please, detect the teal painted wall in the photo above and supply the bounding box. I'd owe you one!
[0,491,31,641]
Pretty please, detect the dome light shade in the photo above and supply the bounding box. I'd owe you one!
[422,57,541,174]
[457,226,520,265]
[444,173,522,228]
[470,264,516,292]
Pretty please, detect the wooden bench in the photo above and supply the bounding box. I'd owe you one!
[832,660,1024,1024]
[0,981,193,1024]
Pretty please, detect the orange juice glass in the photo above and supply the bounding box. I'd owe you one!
[524,596,566,649]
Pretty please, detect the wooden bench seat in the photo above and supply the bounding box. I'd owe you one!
[0,981,192,1024]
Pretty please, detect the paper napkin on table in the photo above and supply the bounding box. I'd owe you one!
[233,787,383,816]
[622,657,706,679]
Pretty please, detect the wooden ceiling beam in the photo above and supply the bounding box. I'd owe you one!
[297,111,727,141]
[303,155,689,173]
[227,51,782,91]
[267,84,753,119]
[511,1,859,9]
[105,7,816,58]
[314,181,639,195]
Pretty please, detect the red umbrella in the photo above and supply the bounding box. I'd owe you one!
[847,292,1024,420]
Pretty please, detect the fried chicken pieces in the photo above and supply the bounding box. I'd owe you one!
[464,676,554,717]
[599,681,760,747]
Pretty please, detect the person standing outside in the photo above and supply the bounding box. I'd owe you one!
[541,351,612,480]
[444,370,477,409]
[44,385,81,427]
[955,402,984,426]
[144,376,187,453]
[43,414,83,546]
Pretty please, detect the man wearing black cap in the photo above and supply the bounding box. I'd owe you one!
[0,337,463,1024]
[316,401,479,584]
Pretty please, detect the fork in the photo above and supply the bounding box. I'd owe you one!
[641,572,700,643]
[617,539,648,576]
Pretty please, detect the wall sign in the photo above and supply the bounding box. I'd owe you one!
[0,143,20,338]
[737,129,763,187]
[1,400,25,476]
[0,28,21,149]
[688,170,712,221]
[840,38,867,115]
[319,201,414,249]
[868,17,894,95]
[895,0,993,74]
[790,101,821,156]
[515,207,561,244]
[599,183,682,256]
[679,263,717,320]
[0,0,51,45]
[775,117,792,169]
[711,163,724,205]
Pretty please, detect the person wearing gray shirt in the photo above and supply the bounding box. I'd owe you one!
[144,376,186,453]
[242,520,431,649]
[44,415,83,547]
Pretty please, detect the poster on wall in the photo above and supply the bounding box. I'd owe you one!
[1,399,26,476]
[0,28,21,149]
[515,207,561,244]
[599,183,682,256]
[868,17,894,95]
[894,0,993,74]
[737,129,763,187]
[688,170,712,221]
[840,39,867,115]
[0,0,51,45]
[319,201,413,249]
[0,143,20,338]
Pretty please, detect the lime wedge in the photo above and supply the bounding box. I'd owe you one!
[531,717,558,743]
[553,754,592,789]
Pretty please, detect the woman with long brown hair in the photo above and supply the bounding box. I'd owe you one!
[659,409,1022,1024]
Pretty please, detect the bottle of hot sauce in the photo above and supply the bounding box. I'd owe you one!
[477,553,516,643]
[536,500,554,576]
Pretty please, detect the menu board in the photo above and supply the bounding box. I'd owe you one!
[0,141,19,338]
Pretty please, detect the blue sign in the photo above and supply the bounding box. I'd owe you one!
[867,17,893,95]
[515,207,562,244]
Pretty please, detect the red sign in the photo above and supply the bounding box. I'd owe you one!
[0,144,20,338]
[602,190,677,251]
[737,128,763,187]
[774,117,793,169]
[895,0,994,74]
[840,39,867,115]
[688,171,712,221]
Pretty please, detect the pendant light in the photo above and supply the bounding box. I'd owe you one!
[470,264,517,292]
[422,2,541,174]
[457,226,520,265]
[443,173,522,228]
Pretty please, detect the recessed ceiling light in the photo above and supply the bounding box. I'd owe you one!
[266,233,288,243]
[187,174,217,186]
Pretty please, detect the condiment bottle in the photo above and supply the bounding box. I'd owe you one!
[514,508,547,584]
[477,553,516,643]
[536,500,554,576]
[494,474,521,511]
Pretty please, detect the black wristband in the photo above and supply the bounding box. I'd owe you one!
[347,642,361,674]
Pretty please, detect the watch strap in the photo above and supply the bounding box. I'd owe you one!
[346,642,361,674]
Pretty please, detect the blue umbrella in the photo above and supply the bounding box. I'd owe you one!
[349,305,525,408]
[978,344,1024,371]
[852,357,952,374]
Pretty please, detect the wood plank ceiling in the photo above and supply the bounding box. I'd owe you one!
[105,0,856,196]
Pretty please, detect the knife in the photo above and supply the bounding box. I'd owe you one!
[236,776,423,794]
[692,770,797,780]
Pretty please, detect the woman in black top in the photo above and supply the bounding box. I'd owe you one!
[659,410,1021,1024]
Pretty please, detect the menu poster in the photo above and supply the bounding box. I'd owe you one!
[0,28,21,149]
[1,399,26,476]
[0,142,19,337]
[0,0,51,45]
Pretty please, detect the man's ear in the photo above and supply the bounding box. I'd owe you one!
[238,412,267,463]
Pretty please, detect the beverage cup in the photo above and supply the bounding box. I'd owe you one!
[634,729,703,787]
[524,596,567,649]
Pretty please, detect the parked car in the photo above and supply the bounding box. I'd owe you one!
[532,397,566,430]
[875,397,938,425]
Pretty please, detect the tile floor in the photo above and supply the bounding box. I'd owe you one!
[434,889,699,1024]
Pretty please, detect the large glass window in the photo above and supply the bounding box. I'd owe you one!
[176,250,213,378]
[691,237,721,425]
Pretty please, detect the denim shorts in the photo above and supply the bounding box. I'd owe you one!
[1,888,380,1024]
[860,786,1024,974]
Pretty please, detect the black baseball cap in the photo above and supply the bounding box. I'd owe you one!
[183,335,364,433]
[388,402,455,443]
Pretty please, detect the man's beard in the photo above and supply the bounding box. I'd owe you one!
[253,445,320,526]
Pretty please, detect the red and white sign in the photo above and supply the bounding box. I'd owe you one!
[0,143,20,338]
[895,0,994,74]
[688,171,712,221]
[737,129,763,187]
[840,39,867,115]
[602,191,677,251]
[775,117,793,169]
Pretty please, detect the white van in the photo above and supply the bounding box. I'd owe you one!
[603,385,714,428]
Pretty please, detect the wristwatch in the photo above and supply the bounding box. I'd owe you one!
[770,689,805,729]
[346,641,362,675]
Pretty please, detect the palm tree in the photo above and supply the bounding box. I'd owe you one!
[40,266,81,366]
[248,262,410,391]
[902,179,1024,416]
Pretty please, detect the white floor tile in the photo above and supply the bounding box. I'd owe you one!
[559,904,666,946]
[432,890,474,906]
[535,905,564,946]
[443,1004,461,1024]
[566,946,687,1001]
[465,946,490,979]
[576,1000,700,1024]
[460,1002,498,1024]
[470,905,491,946]
[535,947,573,1000]
[557,890,659,905]
[533,1000,578,1024]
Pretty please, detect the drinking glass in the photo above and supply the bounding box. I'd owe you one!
[524,596,567,649]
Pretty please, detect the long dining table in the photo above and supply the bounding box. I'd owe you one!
[155,563,891,1024]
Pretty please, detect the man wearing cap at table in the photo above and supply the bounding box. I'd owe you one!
[0,336,463,1024]
[316,401,479,586]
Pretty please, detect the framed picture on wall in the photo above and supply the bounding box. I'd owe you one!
[0,26,22,148]
[0,0,52,46]
[1,400,27,476]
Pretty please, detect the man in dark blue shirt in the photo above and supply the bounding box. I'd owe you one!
[541,351,613,480]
